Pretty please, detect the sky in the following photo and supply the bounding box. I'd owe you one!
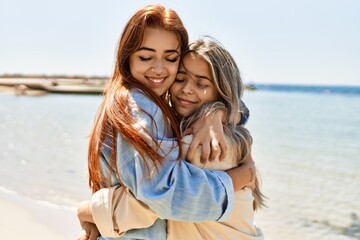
[0,0,359,86]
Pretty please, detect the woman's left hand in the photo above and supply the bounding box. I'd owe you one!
[184,110,227,163]
[77,222,100,240]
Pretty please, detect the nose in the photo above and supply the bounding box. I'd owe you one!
[151,59,164,76]
[181,80,193,94]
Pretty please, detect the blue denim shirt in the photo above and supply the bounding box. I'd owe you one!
[98,89,235,240]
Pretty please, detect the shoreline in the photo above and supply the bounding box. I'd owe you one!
[0,188,80,239]
[0,85,48,96]
[0,85,14,92]
[0,78,106,95]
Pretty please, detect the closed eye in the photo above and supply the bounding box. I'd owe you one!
[139,56,151,61]
[197,83,208,89]
[175,73,186,82]
[166,57,179,63]
[174,78,185,82]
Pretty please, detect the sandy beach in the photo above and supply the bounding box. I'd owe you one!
[0,189,80,240]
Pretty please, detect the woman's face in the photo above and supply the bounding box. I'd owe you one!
[170,52,218,117]
[129,27,181,96]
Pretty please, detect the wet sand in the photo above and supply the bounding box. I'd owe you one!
[0,190,80,239]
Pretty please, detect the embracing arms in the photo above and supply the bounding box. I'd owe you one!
[110,91,255,221]
[77,153,255,238]
[77,92,253,237]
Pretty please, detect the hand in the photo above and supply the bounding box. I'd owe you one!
[77,222,100,240]
[243,154,256,190]
[185,110,227,163]
[77,228,88,240]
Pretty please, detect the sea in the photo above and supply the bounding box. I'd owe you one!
[0,84,359,240]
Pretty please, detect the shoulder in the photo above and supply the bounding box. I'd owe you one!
[129,89,161,117]
[128,89,169,137]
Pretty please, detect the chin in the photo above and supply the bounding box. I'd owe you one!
[181,111,191,117]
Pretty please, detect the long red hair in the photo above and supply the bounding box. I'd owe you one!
[88,4,189,192]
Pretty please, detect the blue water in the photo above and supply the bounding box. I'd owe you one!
[243,87,360,240]
[0,84,359,239]
[252,83,360,95]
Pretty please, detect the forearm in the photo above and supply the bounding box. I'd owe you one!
[226,154,255,191]
[118,149,235,222]
[213,100,248,125]
[118,131,235,221]
[77,200,95,225]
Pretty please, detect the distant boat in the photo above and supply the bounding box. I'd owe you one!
[245,83,257,90]
[39,83,105,94]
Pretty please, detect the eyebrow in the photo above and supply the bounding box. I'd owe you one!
[137,47,180,55]
[177,70,212,82]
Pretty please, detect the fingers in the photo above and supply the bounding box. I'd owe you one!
[183,127,193,136]
[218,139,228,161]
[244,154,256,190]
[80,222,100,240]
[187,136,211,164]
[77,229,89,240]
[187,136,222,163]
[186,140,197,161]
[200,144,211,164]
[209,138,219,162]
[247,167,256,191]
[89,231,99,240]
[248,180,256,191]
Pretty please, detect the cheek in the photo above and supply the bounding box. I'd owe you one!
[203,89,218,102]
[169,81,182,96]
[129,55,136,69]
[199,90,212,100]
[129,59,140,77]
[130,57,148,75]
[168,63,180,77]
[197,92,215,104]
[169,85,176,96]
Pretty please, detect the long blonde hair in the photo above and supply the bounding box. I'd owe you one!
[180,38,266,210]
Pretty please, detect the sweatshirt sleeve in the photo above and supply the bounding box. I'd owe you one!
[92,186,159,237]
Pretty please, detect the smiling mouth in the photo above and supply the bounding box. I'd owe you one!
[148,77,165,85]
[177,97,196,105]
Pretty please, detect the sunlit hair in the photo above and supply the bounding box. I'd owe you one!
[180,37,266,210]
[88,4,189,192]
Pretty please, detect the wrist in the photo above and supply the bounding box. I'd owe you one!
[226,159,256,191]
[213,109,226,123]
